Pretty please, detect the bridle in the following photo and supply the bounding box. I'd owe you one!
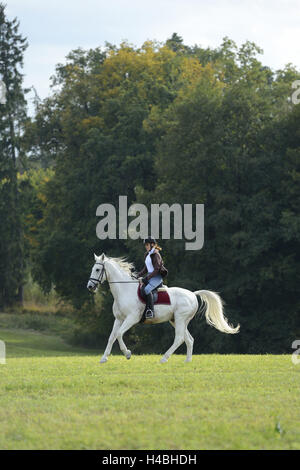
[88,261,139,289]
[88,262,106,288]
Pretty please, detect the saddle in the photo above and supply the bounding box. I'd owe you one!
[137,283,171,305]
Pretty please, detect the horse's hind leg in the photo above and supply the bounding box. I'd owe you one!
[169,320,194,363]
[161,317,186,363]
[184,328,194,362]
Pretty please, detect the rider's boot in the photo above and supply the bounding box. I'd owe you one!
[145,291,155,319]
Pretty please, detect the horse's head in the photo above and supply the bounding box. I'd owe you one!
[87,253,107,293]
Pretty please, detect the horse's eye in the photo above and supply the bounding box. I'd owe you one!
[96,269,100,272]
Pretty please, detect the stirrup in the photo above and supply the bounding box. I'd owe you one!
[145,308,154,319]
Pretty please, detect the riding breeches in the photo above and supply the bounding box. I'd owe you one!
[143,274,163,295]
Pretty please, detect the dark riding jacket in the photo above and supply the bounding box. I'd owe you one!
[138,249,168,281]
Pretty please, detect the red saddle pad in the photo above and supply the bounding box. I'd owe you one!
[138,284,171,305]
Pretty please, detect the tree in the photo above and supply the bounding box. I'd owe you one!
[0,3,29,306]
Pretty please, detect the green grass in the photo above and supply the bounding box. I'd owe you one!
[0,312,76,339]
[0,328,299,450]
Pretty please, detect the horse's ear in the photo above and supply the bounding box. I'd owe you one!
[94,253,97,260]
[101,253,105,260]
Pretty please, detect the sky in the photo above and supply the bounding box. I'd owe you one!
[5,0,300,116]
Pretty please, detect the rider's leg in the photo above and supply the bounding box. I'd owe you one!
[143,274,163,319]
[145,291,154,319]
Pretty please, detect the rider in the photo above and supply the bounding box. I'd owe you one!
[137,237,168,319]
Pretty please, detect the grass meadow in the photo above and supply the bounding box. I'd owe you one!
[0,326,299,450]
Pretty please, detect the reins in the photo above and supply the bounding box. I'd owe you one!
[89,261,140,286]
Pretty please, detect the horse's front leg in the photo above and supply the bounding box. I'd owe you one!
[100,318,122,363]
[117,314,140,360]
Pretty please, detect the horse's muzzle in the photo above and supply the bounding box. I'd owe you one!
[87,281,96,292]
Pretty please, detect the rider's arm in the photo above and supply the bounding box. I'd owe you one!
[137,265,147,278]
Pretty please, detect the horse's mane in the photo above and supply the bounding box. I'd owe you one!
[109,256,138,278]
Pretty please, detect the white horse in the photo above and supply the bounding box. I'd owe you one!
[87,253,240,364]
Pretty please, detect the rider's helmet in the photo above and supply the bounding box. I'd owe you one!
[143,236,156,245]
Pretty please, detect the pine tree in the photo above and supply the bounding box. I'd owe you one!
[0,2,29,306]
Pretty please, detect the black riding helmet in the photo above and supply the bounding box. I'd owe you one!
[143,237,156,244]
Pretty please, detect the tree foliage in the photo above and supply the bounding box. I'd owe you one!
[0,3,29,306]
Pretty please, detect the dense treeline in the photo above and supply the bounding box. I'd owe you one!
[0,3,299,353]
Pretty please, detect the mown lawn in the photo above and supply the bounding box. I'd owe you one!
[0,328,299,450]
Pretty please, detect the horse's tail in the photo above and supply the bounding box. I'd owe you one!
[194,290,240,334]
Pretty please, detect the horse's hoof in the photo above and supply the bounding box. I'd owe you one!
[126,350,131,360]
[160,357,168,364]
[100,357,107,364]
[185,358,192,363]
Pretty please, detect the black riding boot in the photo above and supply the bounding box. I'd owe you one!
[145,291,155,319]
